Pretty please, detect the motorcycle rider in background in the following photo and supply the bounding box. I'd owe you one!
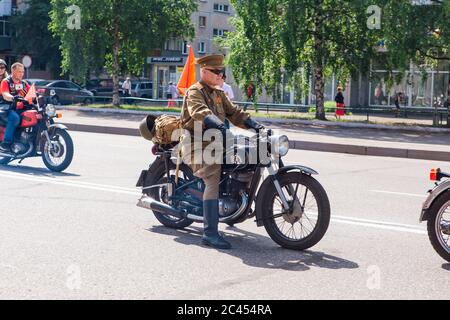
[0,62,30,153]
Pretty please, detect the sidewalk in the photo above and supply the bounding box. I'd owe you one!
[57,107,450,162]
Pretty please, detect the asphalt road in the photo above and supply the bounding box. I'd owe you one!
[0,131,449,300]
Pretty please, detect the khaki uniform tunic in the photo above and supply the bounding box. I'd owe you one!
[180,81,250,200]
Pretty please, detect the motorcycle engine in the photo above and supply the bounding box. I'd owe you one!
[218,171,254,218]
[20,130,32,142]
[218,198,240,217]
[11,130,33,155]
[11,142,27,154]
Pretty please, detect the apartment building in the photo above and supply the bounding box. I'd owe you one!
[0,0,51,79]
[0,0,14,64]
[146,0,236,99]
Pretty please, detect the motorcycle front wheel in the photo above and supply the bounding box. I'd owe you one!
[261,172,331,251]
[427,192,450,262]
[42,128,74,172]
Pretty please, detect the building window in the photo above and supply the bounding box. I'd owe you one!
[0,20,11,37]
[164,38,183,51]
[198,42,206,54]
[213,28,228,37]
[213,3,230,13]
[182,41,188,55]
[199,16,207,28]
[31,57,47,71]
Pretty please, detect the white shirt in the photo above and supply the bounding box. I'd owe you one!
[122,80,131,91]
[169,85,179,99]
[222,83,234,100]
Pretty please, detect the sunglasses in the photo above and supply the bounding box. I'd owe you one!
[0,66,6,69]
[205,68,225,76]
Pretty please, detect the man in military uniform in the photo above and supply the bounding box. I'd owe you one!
[180,54,263,250]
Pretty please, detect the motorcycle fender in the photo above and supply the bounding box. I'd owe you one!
[277,165,318,176]
[420,180,450,222]
[47,123,68,133]
[136,157,165,188]
[255,175,276,227]
[39,124,70,152]
[136,170,148,187]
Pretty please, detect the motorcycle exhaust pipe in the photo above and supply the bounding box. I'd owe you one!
[137,195,186,219]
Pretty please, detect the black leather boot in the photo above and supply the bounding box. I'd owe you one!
[202,199,232,250]
[0,142,11,154]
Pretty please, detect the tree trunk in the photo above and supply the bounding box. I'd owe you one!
[314,65,326,120]
[112,16,121,107]
[313,8,326,121]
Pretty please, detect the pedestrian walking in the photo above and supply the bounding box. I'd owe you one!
[394,92,403,118]
[375,85,384,105]
[335,86,345,119]
[122,77,132,97]
[167,82,179,108]
[244,82,255,111]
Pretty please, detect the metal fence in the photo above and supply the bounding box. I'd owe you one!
[75,95,450,127]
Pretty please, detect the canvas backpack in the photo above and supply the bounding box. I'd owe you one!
[139,114,181,145]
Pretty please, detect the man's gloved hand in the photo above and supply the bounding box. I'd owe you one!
[245,118,265,131]
[204,114,235,151]
[8,96,21,111]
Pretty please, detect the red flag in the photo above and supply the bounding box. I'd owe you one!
[25,84,37,104]
[177,46,196,96]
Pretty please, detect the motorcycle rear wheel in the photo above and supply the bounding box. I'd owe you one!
[427,192,450,262]
[147,161,194,229]
[261,172,330,251]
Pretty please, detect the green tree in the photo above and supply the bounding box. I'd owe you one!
[373,0,449,79]
[11,0,62,78]
[50,0,196,106]
[225,0,449,120]
[226,0,378,120]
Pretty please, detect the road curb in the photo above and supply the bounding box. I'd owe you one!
[59,105,450,134]
[63,122,450,162]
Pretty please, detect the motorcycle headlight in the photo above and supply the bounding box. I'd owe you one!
[270,135,290,157]
[46,104,56,117]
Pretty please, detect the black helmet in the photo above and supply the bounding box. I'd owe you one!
[0,59,7,68]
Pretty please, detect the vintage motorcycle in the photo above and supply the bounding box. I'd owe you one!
[137,129,331,250]
[421,168,450,262]
[0,96,74,172]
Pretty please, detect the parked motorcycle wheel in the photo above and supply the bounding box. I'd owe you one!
[42,129,74,172]
[148,162,194,229]
[427,192,450,262]
[261,172,330,251]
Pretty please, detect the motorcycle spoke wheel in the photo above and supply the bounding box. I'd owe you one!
[261,172,330,251]
[156,170,191,222]
[42,129,74,172]
[149,163,195,229]
[427,194,450,262]
[44,135,67,167]
[271,183,319,241]
[436,203,450,254]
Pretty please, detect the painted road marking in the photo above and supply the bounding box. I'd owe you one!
[0,171,427,235]
[370,190,426,198]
